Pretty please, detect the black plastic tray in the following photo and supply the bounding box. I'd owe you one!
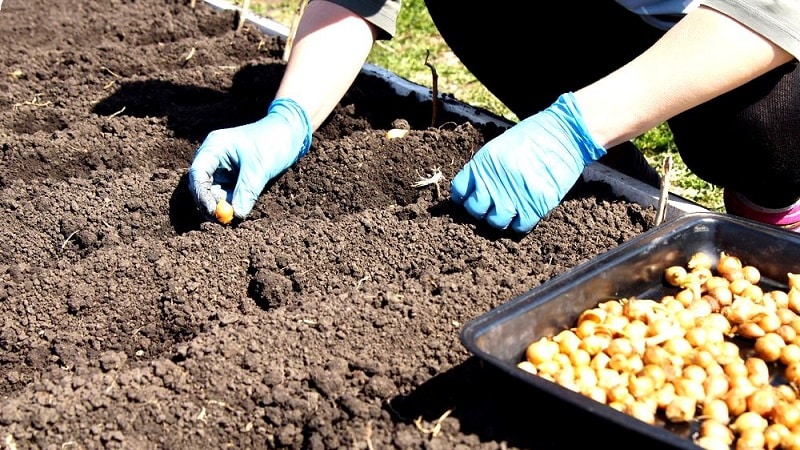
[461,211,800,449]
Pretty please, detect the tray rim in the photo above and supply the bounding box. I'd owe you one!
[460,211,800,449]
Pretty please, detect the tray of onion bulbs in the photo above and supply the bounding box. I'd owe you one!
[462,212,800,450]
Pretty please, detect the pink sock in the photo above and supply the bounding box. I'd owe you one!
[724,190,800,228]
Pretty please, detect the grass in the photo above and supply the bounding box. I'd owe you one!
[240,0,724,212]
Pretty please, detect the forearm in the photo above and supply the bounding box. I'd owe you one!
[575,5,794,149]
[275,0,377,130]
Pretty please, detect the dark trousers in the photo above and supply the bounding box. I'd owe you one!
[424,1,800,206]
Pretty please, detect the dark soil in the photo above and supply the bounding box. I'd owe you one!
[0,1,662,448]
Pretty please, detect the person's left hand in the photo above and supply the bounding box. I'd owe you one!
[450,92,607,233]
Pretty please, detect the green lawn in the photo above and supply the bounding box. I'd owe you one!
[244,0,724,211]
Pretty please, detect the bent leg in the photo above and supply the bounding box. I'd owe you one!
[669,61,800,208]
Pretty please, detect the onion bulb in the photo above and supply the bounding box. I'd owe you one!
[215,200,234,225]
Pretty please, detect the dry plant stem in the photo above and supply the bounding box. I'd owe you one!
[364,421,374,450]
[12,96,51,110]
[190,0,196,8]
[654,154,672,227]
[412,167,443,199]
[236,0,251,32]
[424,50,439,128]
[283,0,309,61]
[102,66,122,79]
[109,106,126,119]
[61,230,79,250]
[182,47,196,66]
[414,409,452,437]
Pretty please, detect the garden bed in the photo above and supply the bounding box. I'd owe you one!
[0,1,673,448]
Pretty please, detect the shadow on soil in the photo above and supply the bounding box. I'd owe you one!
[388,357,678,449]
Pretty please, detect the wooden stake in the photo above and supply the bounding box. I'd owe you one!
[654,154,672,227]
[424,51,440,128]
[236,0,251,32]
[189,0,196,8]
[283,0,309,61]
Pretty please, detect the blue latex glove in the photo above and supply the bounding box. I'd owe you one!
[450,92,607,233]
[188,97,312,221]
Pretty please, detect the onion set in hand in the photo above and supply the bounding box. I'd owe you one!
[215,200,234,225]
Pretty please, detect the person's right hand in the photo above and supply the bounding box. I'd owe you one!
[450,92,607,233]
[188,98,312,222]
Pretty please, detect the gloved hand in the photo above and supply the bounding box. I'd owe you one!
[188,97,312,221]
[450,92,607,233]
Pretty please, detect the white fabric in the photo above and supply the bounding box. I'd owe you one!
[616,0,703,29]
[704,0,800,59]
[617,0,800,58]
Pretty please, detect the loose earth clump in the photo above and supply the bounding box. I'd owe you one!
[0,1,663,448]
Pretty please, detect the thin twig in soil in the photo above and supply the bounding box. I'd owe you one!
[101,66,122,78]
[207,399,235,411]
[13,96,51,110]
[283,0,309,61]
[196,406,207,422]
[365,420,375,450]
[109,106,126,118]
[236,0,251,32]
[414,409,453,437]
[424,50,440,128]
[61,230,80,250]
[654,154,672,227]
[356,274,371,289]
[183,47,196,65]
[101,67,121,89]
